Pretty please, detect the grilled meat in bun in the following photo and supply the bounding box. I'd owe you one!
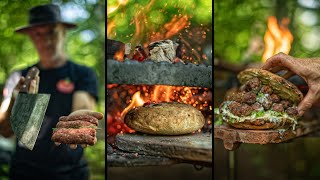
[216,68,303,130]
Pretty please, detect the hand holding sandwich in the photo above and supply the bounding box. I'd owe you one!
[262,52,320,116]
[52,109,104,149]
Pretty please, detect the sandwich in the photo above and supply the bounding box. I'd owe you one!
[215,68,303,130]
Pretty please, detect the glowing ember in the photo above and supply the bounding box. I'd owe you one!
[113,51,125,61]
[262,16,293,62]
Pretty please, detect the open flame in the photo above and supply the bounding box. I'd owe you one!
[119,85,196,119]
[261,16,294,62]
[120,91,145,119]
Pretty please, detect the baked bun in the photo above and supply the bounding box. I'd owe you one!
[124,102,205,135]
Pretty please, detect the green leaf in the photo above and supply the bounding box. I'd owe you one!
[214,108,220,115]
[257,92,264,99]
[269,111,283,117]
[214,108,224,125]
[255,111,265,118]
[214,118,223,125]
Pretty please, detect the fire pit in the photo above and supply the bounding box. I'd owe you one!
[107,39,212,167]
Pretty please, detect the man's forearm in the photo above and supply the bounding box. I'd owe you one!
[72,91,96,112]
[0,97,15,137]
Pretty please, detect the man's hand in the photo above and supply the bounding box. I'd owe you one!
[262,52,320,116]
[12,74,39,99]
[0,72,39,138]
[51,109,104,149]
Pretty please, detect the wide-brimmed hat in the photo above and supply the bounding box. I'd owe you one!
[15,4,77,33]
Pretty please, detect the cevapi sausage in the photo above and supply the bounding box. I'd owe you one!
[52,133,96,145]
[59,115,99,126]
[53,128,96,137]
[52,128,96,145]
[56,120,96,129]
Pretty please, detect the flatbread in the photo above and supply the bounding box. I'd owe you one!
[124,102,205,135]
[237,68,303,104]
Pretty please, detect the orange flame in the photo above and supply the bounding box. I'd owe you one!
[119,85,208,121]
[152,85,161,102]
[120,91,145,119]
[151,85,173,102]
[261,16,294,62]
[165,15,188,39]
[113,51,125,61]
[164,86,172,102]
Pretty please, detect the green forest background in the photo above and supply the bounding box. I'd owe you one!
[0,0,105,179]
[214,0,320,65]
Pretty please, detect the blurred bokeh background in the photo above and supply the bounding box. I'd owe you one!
[0,0,105,179]
[214,0,320,179]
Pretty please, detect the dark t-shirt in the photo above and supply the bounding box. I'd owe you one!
[8,60,98,176]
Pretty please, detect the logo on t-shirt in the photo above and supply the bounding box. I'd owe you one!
[56,78,75,94]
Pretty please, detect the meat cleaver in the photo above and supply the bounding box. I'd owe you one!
[10,67,50,150]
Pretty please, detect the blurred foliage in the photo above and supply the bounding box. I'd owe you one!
[0,0,105,179]
[0,164,9,179]
[84,140,105,180]
[214,0,320,64]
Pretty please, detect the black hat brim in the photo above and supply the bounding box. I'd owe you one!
[15,21,77,33]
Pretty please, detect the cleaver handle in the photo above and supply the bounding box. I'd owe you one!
[20,67,40,93]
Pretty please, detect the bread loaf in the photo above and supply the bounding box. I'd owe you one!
[124,102,205,135]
